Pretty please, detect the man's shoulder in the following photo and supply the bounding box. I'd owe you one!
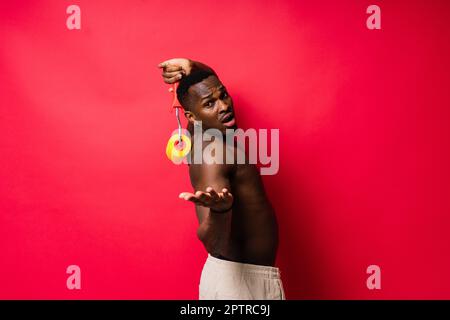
[188,161,235,177]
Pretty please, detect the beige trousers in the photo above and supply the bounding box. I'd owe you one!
[199,254,286,300]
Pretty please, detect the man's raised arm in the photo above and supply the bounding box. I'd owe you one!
[158,58,216,84]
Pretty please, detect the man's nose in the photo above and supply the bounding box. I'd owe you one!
[217,99,230,113]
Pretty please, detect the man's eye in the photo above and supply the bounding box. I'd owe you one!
[222,91,228,98]
[204,101,214,107]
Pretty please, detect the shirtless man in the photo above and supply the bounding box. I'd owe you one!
[158,58,285,300]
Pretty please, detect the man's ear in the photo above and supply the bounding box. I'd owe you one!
[184,110,197,124]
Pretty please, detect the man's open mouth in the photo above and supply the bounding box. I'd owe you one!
[220,113,234,123]
[221,113,236,127]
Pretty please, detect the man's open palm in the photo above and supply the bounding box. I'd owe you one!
[179,187,233,213]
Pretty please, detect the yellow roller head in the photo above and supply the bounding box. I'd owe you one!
[166,133,191,163]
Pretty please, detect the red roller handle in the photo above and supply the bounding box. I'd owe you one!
[169,82,182,112]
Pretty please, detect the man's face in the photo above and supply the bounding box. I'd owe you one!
[185,75,237,132]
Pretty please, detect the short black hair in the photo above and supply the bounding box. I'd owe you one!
[177,69,216,110]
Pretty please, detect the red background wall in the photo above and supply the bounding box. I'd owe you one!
[1,0,449,299]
